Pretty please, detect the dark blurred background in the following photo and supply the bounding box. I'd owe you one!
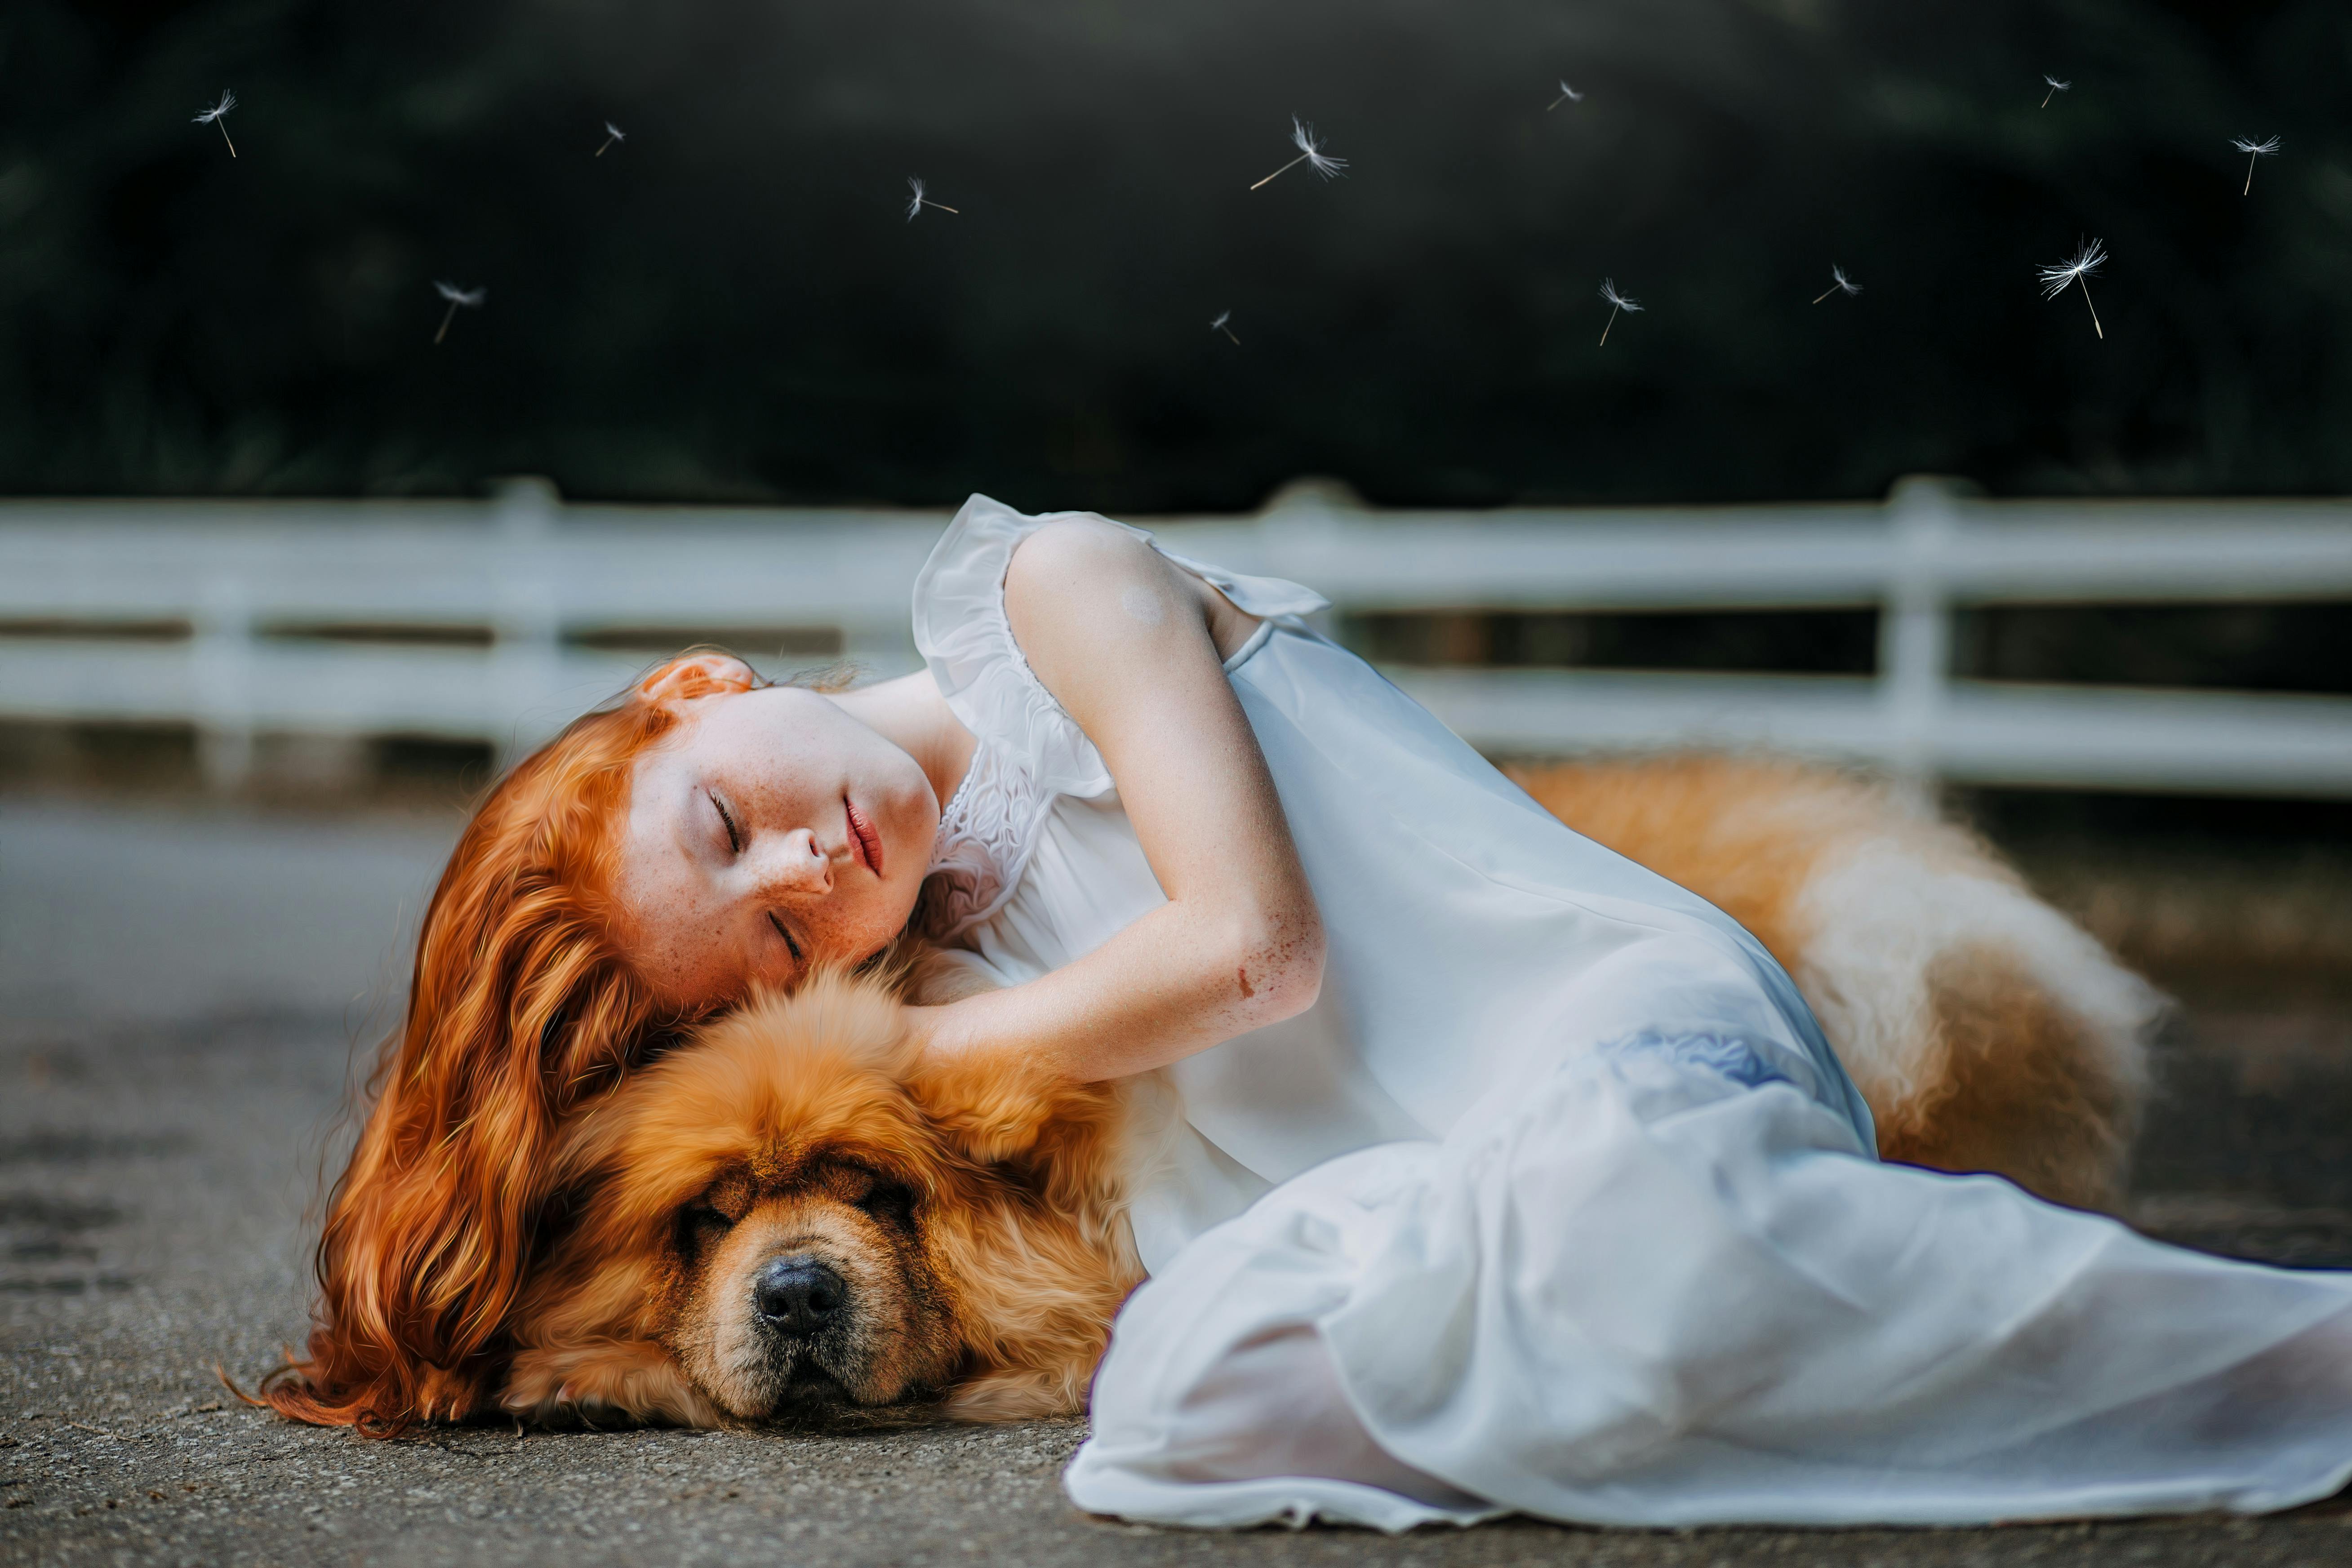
[7,0,2350,508]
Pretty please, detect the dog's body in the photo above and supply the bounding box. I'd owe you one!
[503,756,2162,1428]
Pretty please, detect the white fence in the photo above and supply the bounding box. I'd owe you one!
[4,475,2350,795]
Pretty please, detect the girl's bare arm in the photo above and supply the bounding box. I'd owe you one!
[909,518,1324,1081]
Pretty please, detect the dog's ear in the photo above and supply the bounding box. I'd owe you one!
[907,1047,1060,1164]
[907,1045,1124,1167]
[887,942,1123,1164]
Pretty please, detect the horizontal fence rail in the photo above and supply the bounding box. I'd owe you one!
[4,476,2350,795]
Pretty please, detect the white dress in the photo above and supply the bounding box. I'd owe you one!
[911,495,2352,1532]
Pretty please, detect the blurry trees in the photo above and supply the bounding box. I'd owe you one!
[2,0,2346,507]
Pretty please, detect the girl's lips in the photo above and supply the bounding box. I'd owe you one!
[844,797,883,877]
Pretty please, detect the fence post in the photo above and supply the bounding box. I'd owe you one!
[191,575,255,794]
[491,477,565,771]
[1881,476,1959,801]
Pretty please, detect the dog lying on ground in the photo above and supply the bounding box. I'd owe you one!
[500,755,2163,1428]
[501,970,1135,1426]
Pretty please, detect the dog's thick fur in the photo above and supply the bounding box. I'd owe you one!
[504,756,2162,1428]
[504,964,1141,1426]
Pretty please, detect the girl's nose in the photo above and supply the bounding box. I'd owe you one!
[756,828,833,896]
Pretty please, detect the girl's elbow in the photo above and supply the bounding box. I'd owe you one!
[1238,915,1325,1023]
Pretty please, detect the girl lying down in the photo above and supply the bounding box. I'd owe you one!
[263,495,2352,1530]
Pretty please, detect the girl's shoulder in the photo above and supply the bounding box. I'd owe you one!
[913,494,1330,785]
[911,495,1126,802]
[910,495,1331,944]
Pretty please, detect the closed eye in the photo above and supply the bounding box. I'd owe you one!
[856,1179,916,1226]
[709,790,743,856]
[680,1204,734,1252]
[767,911,805,963]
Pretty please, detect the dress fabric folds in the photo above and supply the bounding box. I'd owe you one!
[1068,1035,2352,1529]
[909,495,2352,1531]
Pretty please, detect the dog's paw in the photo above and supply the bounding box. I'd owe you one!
[502,1342,724,1429]
[942,1364,1089,1422]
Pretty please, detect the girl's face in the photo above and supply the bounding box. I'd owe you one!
[615,684,939,1009]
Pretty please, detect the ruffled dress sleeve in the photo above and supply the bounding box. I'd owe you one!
[911,495,1123,804]
[911,494,1332,793]
[908,494,1331,942]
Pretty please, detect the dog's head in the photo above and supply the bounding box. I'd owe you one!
[503,969,1134,1426]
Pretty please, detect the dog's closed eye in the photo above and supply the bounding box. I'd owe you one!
[680,1204,736,1251]
[854,1179,917,1227]
[825,1162,918,1226]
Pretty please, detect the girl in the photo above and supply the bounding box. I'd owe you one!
[271,496,2352,1527]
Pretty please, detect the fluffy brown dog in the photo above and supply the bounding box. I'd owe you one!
[502,756,2161,1428]
[502,967,1139,1426]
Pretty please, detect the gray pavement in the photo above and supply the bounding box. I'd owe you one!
[0,799,457,1032]
[7,799,2352,1566]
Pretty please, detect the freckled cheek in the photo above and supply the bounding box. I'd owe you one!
[885,787,935,863]
[818,890,909,964]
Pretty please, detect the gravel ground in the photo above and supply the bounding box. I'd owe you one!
[6,800,2352,1567]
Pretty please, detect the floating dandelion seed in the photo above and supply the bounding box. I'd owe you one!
[596,121,625,157]
[193,90,238,157]
[1250,116,1347,190]
[1209,311,1240,346]
[432,280,487,346]
[1812,265,1862,305]
[1597,279,1643,346]
[2232,135,2281,195]
[2040,75,2071,109]
[905,177,959,222]
[2036,239,2106,341]
[1548,80,1585,111]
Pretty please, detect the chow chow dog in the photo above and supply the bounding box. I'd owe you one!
[500,756,2161,1428]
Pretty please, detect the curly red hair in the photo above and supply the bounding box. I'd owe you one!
[258,655,754,1435]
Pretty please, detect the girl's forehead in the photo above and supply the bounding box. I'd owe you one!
[648,684,833,767]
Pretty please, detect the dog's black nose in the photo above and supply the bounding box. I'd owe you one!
[753,1256,845,1337]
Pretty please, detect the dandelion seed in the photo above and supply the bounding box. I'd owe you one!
[596,121,625,157]
[1250,116,1347,190]
[432,280,487,346]
[905,176,959,222]
[2040,75,2071,109]
[193,90,238,158]
[2036,239,2105,341]
[1210,311,1240,346]
[1548,80,1585,111]
[1597,278,1643,346]
[2232,135,2281,196]
[1812,265,1862,305]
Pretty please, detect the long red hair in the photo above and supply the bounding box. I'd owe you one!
[259,656,751,1435]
